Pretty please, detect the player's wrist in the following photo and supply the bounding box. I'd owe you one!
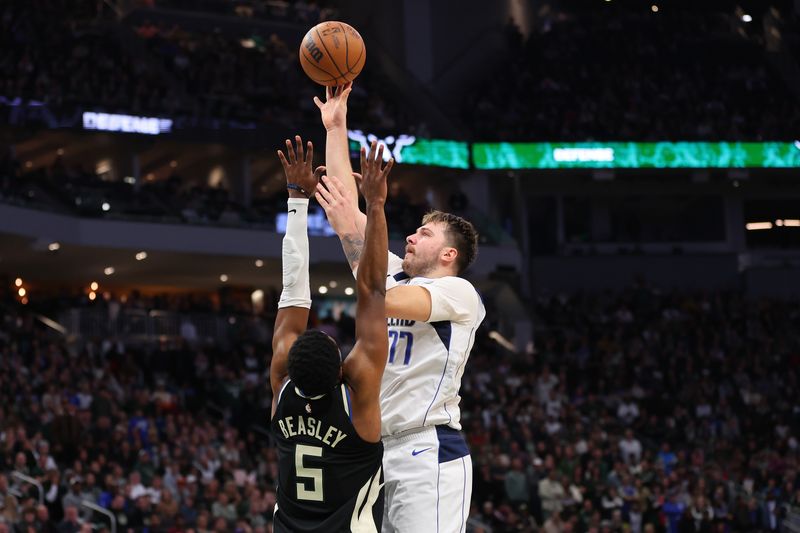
[325,122,347,134]
[287,183,312,198]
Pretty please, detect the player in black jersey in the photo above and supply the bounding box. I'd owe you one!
[270,136,393,533]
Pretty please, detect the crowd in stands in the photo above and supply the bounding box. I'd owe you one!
[466,287,800,532]
[143,0,337,26]
[0,145,496,244]
[465,9,800,141]
[0,0,182,118]
[0,0,409,135]
[1,282,799,532]
[3,1,800,144]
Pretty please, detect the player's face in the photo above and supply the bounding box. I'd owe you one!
[402,221,452,277]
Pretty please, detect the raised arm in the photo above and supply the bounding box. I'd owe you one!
[316,141,391,272]
[331,145,391,443]
[270,136,325,417]
[314,83,360,209]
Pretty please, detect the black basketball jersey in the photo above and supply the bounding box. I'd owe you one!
[271,380,384,533]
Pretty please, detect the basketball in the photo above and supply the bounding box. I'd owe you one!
[299,21,366,87]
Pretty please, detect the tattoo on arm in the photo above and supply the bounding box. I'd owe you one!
[341,233,364,271]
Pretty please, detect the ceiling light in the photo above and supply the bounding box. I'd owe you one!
[742,14,752,22]
[329,280,338,288]
[18,288,26,297]
[319,286,328,294]
[745,222,772,231]
[255,259,264,267]
[89,291,97,301]
[48,242,60,251]
[14,278,22,287]
[90,282,99,291]
[135,252,148,261]
[101,202,110,212]
[344,287,354,296]
[104,267,115,275]
[651,4,659,12]
[220,274,229,282]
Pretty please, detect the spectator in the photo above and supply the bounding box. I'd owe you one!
[503,458,529,508]
[539,469,566,519]
[57,505,81,533]
[0,474,18,524]
[619,429,643,466]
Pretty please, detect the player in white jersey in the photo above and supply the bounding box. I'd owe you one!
[314,84,486,533]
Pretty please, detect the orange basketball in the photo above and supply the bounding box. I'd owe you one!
[299,21,366,87]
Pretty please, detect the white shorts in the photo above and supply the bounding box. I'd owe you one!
[381,425,472,533]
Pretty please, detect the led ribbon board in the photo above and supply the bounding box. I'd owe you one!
[347,130,469,169]
[472,142,800,169]
[83,112,173,135]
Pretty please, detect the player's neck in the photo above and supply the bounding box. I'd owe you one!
[412,264,457,279]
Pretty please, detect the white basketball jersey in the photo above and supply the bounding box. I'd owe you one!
[379,252,486,437]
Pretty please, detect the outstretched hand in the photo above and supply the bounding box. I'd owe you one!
[316,174,359,236]
[313,83,352,131]
[277,135,325,197]
[355,141,393,207]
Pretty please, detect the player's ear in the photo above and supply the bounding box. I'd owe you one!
[441,247,458,264]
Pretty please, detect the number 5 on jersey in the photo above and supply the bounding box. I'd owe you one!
[388,331,413,365]
[295,444,324,501]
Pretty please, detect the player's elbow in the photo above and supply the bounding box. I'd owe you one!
[357,336,388,358]
[357,278,387,298]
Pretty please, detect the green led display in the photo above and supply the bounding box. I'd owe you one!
[472,142,800,169]
[401,138,469,169]
[348,137,468,169]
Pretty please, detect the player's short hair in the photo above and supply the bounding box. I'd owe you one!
[422,210,479,274]
[288,329,342,396]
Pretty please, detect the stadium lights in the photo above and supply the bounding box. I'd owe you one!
[742,14,752,22]
[135,251,148,261]
[220,274,229,283]
[344,287,354,296]
[318,286,328,294]
[48,242,60,251]
[104,267,115,275]
[746,222,772,231]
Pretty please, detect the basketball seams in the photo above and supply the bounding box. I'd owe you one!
[315,27,347,79]
[300,49,342,83]
[338,22,351,70]
[346,45,364,76]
